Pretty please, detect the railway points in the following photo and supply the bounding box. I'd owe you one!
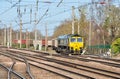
[0,0,120,79]
[0,46,120,79]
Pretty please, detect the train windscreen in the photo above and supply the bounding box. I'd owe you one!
[70,38,76,42]
[77,38,82,42]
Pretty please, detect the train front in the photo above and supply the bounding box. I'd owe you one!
[69,36,84,54]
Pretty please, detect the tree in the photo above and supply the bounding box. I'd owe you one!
[78,7,88,36]
[103,5,120,43]
[53,20,72,37]
[111,38,120,55]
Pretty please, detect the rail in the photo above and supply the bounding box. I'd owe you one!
[1,47,120,79]
[8,61,15,79]
[22,56,34,79]
[0,63,25,79]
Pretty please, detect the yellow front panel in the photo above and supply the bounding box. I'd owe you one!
[69,42,83,51]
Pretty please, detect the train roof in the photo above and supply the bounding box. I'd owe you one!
[57,34,70,39]
[70,34,82,37]
[57,34,82,39]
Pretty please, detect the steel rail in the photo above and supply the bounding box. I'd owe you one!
[78,55,120,62]
[2,51,120,79]
[0,63,25,79]
[8,62,16,79]
[22,57,34,79]
[0,51,95,79]
[29,53,120,78]
[9,47,120,63]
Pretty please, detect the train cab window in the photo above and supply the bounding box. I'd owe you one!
[77,38,82,42]
[71,38,76,42]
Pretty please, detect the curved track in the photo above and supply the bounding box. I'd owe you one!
[0,63,25,79]
[0,47,120,79]
[0,48,120,78]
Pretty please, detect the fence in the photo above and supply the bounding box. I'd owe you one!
[86,44,111,54]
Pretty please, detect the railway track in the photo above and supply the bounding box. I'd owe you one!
[8,48,120,68]
[10,47,120,65]
[0,62,25,79]
[75,54,120,63]
[71,55,120,67]
[0,48,120,79]
[0,51,94,79]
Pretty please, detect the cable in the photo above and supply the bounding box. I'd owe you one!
[43,7,78,19]
[37,8,49,24]
[5,0,12,4]
[36,0,57,25]
[5,1,91,3]
[0,0,22,15]
[57,0,63,7]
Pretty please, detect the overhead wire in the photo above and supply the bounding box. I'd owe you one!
[36,0,57,25]
[39,0,91,22]
[0,0,22,15]
[43,7,78,20]
[37,8,49,24]
[5,0,12,4]
[57,0,63,7]
[1,0,90,27]
[5,0,91,3]
[2,0,115,33]
[0,0,88,21]
[43,1,109,20]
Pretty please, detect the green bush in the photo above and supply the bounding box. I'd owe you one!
[22,44,26,48]
[12,43,26,48]
[12,43,19,48]
[111,38,120,55]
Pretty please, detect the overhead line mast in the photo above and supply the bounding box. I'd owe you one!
[18,0,23,48]
[34,0,38,50]
[72,6,75,34]
[89,0,94,47]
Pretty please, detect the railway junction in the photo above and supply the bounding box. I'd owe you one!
[0,46,120,79]
[0,0,120,79]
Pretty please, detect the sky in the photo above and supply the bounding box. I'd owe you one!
[0,0,119,36]
[0,0,92,36]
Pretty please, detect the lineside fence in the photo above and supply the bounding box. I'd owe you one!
[86,44,111,55]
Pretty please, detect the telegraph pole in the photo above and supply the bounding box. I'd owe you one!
[20,19,22,48]
[10,23,12,47]
[18,1,22,48]
[4,25,6,46]
[26,29,28,49]
[45,23,48,51]
[78,8,82,35]
[78,20,80,34]
[16,30,19,48]
[72,6,75,34]
[7,26,10,48]
[2,29,4,45]
[34,0,38,50]
[89,0,94,47]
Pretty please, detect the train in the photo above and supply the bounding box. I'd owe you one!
[12,39,52,47]
[12,34,84,54]
[52,34,84,54]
